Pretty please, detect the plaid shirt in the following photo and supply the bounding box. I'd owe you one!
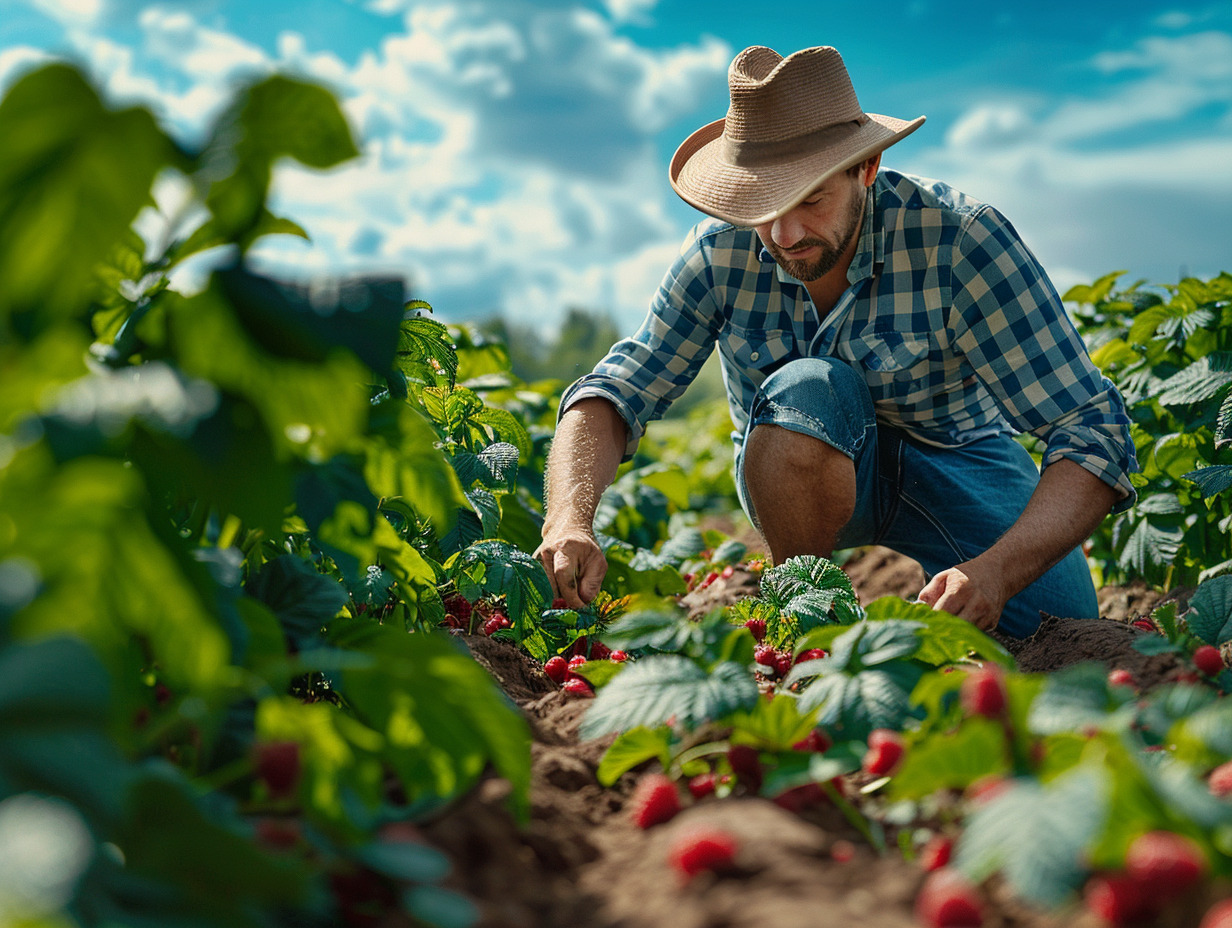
[561,169,1138,510]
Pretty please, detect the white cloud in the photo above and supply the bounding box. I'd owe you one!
[26,0,105,27]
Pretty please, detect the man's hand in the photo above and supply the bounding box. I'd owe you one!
[917,560,1008,632]
[534,529,607,609]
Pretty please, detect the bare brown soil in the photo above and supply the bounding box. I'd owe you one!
[419,547,1203,928]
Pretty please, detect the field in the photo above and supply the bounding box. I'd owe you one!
[4,64,1232,928]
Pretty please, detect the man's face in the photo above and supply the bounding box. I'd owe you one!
[754,169,866,282]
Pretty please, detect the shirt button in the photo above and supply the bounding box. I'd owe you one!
[750,351,760,360]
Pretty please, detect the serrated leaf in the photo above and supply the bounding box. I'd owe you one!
[863,598,1015,668]
[760,555,858,608]
[440,509,483,558]
[466,488,501,538]
[470,409,531,460]
[396,314,458,386]
[1117,517,1183,576]
[450,540,551,630]
[725,691,819,751]
[1187,576,1232,645]
[956,768,1106,907]
[1132,636,1181,655]
[1185,465,1232,499]
[711,539,747,565]
[1156,354,1232,406]
[476,442,520,490]
[795,662,923,741]
[599,607,693,653]
[596,726,673,786]
[657,528,707,565]
[1027,663,1118,735]
[579,657,759,739]
[1216,392,1232,446]
[245,556,348,644]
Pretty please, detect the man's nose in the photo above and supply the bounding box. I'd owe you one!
[770,209,806,249]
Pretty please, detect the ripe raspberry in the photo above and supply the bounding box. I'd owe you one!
[1208,760,1232,797]
[794,648,827,664]
[589,640,612,661]
[1084,873,1151,926]
[743,618,767,642]
[628,773,681,828]
[568,655,588,671]
[543,655,569,683]
[700,570,720,588]
[914,868,983,928]
[720,564,735,579]
[482,614,510,636]
[918,834,953,872]
[960,667,1007,718]
[551,597,569,609]
[1194,644,1225,677]
[862,729,905,777]
[792,729,832,753]
[773,782,825,813]
[753,644,778,667]
[1130,617,1158,633]
[830,839,856,863]
[442,594,472,625]
[1107,668,1135,687]
[1200,899,1232,928]
[668,826,738,879]
[773,653,793,677]
[562,677,594,698]
[1125,830,1207,900]
[687,772,717,799]
[610,649,629,663]
[253,741,301,798]
[727,744,763,793]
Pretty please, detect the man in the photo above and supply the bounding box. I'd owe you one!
[534,45,1137,637]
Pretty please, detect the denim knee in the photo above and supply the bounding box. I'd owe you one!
[747,357,876,459]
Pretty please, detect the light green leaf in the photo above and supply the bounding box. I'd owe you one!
[890,718,1007,800]
[596,726,673,786]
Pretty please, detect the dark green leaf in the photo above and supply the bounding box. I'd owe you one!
[1132,636,1182,655]
[403,885,480,928]
[658,528,707,565]
[579,657,759,739]
[955,768,1106,907]
[1027,663,1120,735]
[358,840,452,882]
[1185,465,1232,499]
[795,662,924,741]
[1187,576,1232,645]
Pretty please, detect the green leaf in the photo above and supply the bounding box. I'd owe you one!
[1156,354,1232,406]
[1117,517,1183,576]
[635,464,692,509]
[658,528,707,566]
[759,555,862,645]
[793,663,924,741]
[710,539,748,565]
[396,314,459,386]
[470,409,532,460]
[1187,576,1232,645]
[475,442,521,490]
[1185,465,1232,499]
[599,607,695,653]
[0,64,177,330]
[357,840,452,883]
[863,598,1015,668]
[245,555,348,646]
[450,540,551,630]
[955,768,1107,907]
[1132,636,1182,655]
[579,657,759,739]
[403,884,480,928]
[724,693,819,751]
[890,718,1007,799]
[596,726,673,786]
[1027,663,1122,735]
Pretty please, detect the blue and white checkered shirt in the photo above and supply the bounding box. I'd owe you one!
[561,169,1138,509]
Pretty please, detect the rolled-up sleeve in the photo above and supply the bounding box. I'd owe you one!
[948,205,1139,511]
[559,227,723,461]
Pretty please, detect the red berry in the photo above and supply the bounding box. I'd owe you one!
[960,667,1007,718]
[687,772,717,799]
[1130,617,1157,633]
[1195,645,1225,677]
[965,775,1011,806]
[589,640,611,661]
[918,834,953,872]
[544,655,569,683]
[701,571,720,588]
[720,564,735,579]
[792,729,832,753]
[568,655,588,670]
[628,773,681,828]
[727,744,763,793]
[794,648,827,664]
[1125,830,1207,900]
[743,618,767,642]
[773,653,793,677]
[1209,760,1232,797]
[562,677,594,698]
[1201,899,1232,928]
[753,644,778,667]
[772,782,825,813]
[610,649,629,663]
[551,597,569,609]
[914,868,984,927]
[442,594,472,623]
[482,615,508,636]
[668,826,737,879]
[1084,873,1152,926]
[862,729,905,777]
[253,741,301,798]
[1107,668,1135,688]
[830,839,856,863]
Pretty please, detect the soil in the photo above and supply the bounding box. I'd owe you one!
[419,546,1206,928]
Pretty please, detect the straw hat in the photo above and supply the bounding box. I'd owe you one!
[669,45,925,226]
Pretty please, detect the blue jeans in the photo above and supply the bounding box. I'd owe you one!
[735,357,1099,638]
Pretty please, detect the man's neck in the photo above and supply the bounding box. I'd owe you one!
[802,220,862,316]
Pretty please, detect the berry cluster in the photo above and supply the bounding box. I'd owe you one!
[1083,830,1208,925]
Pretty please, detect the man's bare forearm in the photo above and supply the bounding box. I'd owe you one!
[536,397,629,605]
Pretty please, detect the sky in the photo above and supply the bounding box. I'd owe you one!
[2,0,1231,332]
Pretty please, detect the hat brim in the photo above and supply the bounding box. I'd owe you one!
[669,113,925,227]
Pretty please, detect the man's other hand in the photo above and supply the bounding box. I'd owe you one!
[916,562,1007,632]
[534,529,607,609]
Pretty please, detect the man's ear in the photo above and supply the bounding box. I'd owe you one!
[861,153,882,186]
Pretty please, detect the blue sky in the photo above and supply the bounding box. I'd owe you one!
[3,0,1230,331]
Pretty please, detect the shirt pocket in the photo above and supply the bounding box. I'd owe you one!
[846,330,931,399]
[723,325,797,390]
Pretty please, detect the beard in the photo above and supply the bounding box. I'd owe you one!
[765,185,865,282]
